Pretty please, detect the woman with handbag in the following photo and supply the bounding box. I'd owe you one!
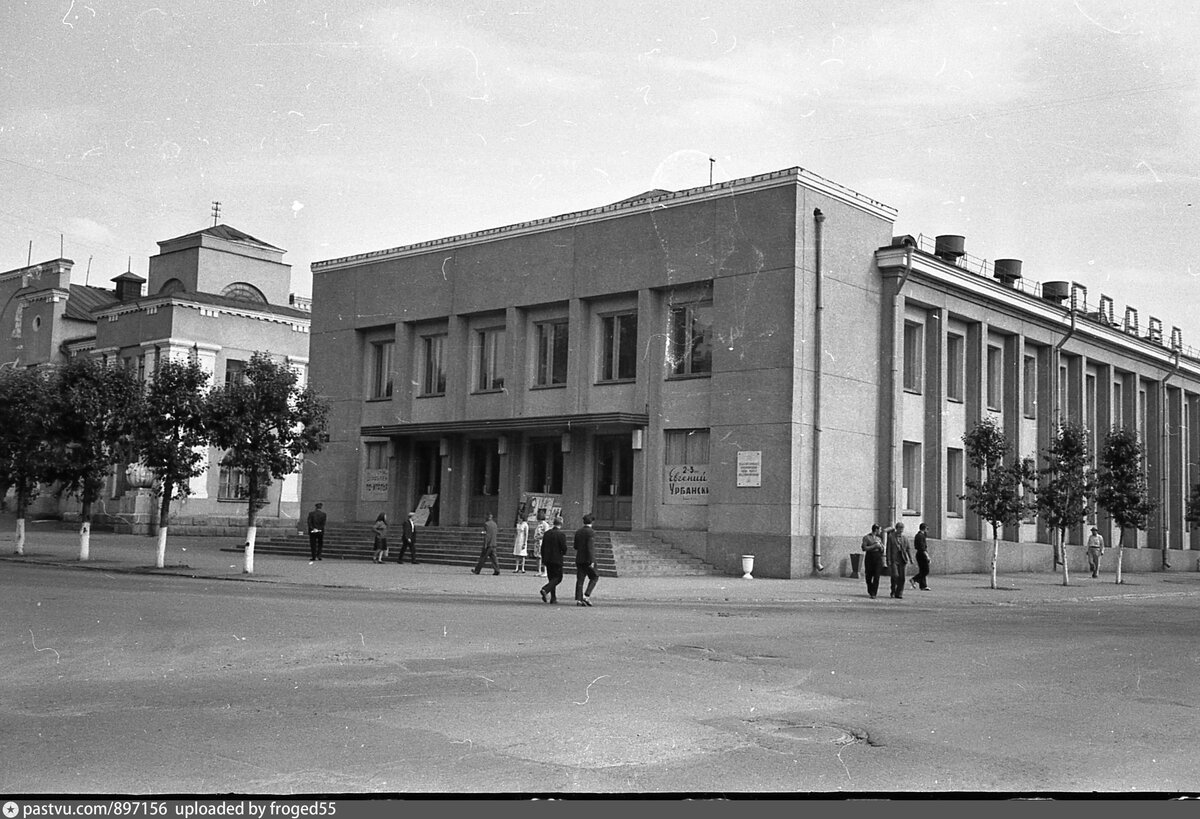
[372,513,389,564]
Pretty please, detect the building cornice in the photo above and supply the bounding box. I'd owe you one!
[94,294,310,331]
[877,246,1200,379]
[314,167,897,273]
[362,411,650,438]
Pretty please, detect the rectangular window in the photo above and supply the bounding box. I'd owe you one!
[1023,355,1037,418]
[946,333,964,402]
[217,462,268,502]
[369,340,394,399]
[1112,380,1124,429]
[1059,365,1069,419]
[528,437,564,493]
[535,320,569,386]
[986,345,1003,410]
[225,359,246,387]
[365,441,388,470]
[669,302,713,377]
[476,328,506,392]
[1138,387,1147,444]
[1085,373,1097,461]
[903,322,923,393]
[947,447,964,517]
[421,335,446,396]
[902,441,922,513]
[600,312,638,382]
[664,429,710,464]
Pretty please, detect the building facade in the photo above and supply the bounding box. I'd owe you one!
[0,225,311,528]
[304,167,1200,578]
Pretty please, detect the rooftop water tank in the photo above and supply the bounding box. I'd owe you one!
[1041,281,1070,304]
[934,234,965,262]
[993,259,1022,286]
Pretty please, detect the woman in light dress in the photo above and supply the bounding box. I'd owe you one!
[512,510,529,573]
[531,509,550,576]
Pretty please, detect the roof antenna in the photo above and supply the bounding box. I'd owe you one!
[709,157,715,185]
[211,200,222,226]
[85,255,92,286]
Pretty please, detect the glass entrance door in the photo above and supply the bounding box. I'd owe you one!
[468,439,500,525]
[593,434,633,530]
[412,440,441,526]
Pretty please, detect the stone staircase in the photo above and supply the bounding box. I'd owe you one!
[241,524,722,577]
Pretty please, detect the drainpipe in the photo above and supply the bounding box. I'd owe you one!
[1160,348,1180,569]
[811,208,826,574]
[1051,285,1079,567]
[887,240,915,528]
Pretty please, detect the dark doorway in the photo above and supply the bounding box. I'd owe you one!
[468,439,501,525]
[593,434,633,530]
[413,440,441,526]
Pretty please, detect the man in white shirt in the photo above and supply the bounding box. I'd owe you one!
[1086,527,1105,578]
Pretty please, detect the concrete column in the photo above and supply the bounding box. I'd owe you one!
[922,308,944,536]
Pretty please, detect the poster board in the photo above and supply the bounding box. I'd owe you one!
[663,464,709,504]
[520,492,562,523]
[362,468,388,501]
[412,494,438,527]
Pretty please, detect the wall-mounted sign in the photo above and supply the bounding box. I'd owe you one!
[363,468,388,501]
[736,451,762,487]
[521,492,562,523]
[664,464,709,504]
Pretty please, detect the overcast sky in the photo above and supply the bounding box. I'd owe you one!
[2,1,1197,338]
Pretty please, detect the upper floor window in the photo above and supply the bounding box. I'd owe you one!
[1023,355,1037,418]
[946,447,964,517]
[364,441,388,470]
[986,345,1003,411]
[902,440,922,514]
[221,282,267,305]
[946,333,964,402]
[421,334,447,396]
[369,340,394,399]
[669,302,712,377]
[600,312,637,382]
[225,358,246,387]
[535,320,569,386]
[476,328,506,392]
[903,322,923,393]
[1112,380,1125,429]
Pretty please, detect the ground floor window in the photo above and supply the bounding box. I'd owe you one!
[902,441,922,514]
[218,462,268,502]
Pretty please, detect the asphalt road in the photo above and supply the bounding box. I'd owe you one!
[2,562,1198,796]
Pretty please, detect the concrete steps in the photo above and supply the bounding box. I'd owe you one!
[609,531,723,576]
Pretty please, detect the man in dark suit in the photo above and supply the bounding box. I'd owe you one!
[538,516,568,604]
[472,512,500,575]
[886,522,913,599]
[396,511,419,564]
[573,513,599,606]
[306,502,327,561]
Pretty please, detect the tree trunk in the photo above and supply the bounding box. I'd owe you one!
[1060,528,1070,586]
[14,488,27,555]
[990,526,999,590]
[1115,529,1124,585]
[156,478,173,569]
[79,497,92,562]
[244,473,259,574]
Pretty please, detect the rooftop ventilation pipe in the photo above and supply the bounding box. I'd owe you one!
[993,259,1022,287]
[934,234,965,264]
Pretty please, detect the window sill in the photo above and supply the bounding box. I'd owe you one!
[416,393,446,399]
[946,396,964,405]
[471,388,505,396]
[902,510,921,517]
[986,405,1001,413]
[1023,413,1037,420]
[365,396,392,403]
[666,372,711,382]
[946,513,963,519]
[530,383,567,391]
[903,388,923,396]
[595,378,636,386]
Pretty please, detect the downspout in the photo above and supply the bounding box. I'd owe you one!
[811,208,826,574]
[1051,286,1079,566]
[888,240,915,527]
[1160,348,1181,569]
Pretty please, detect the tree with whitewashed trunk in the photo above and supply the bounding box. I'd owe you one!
[43,358,142,561]
[206,352,328,574]
[1035,421,1095,587]
[131,358,212,569]
[0,366,54,555]
[1095,426,1157,585]
[961,417,1037,590]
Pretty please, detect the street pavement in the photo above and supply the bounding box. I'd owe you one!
[4,517,1199,608]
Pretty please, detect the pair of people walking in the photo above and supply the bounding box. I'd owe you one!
[370,511,420,564]
[538,513,599,607]
[861,521,929,598]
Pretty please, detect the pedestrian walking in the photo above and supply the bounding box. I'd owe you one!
[1086,527,1105,578]
[573,513,599,606]
[512,511,529,573]
[472,512,501,575]
[911,522,931,590]
[861,524,885,599]
[306,502,327,562]
[371,513,388,563]
[539,516,568,604]
[885,522,913,599]
[531,509,550,577]
[396,511,419,564]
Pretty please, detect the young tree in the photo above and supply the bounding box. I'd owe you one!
[0,366,53,554]
[961,417,1037,589]
[132,358,212,569]
[206,352,329,574]
[1035,421,1095,586]
[44,357,143,561]
[1186,484,1200,534]
[1095,427,1157,585]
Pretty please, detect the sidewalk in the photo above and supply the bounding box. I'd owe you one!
[4,518,1200,607]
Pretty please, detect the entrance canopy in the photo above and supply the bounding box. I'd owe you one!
[361,411,649,438]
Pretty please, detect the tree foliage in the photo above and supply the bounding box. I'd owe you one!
[961,416,1036,589]
[206,352,329,572]
[1095,426,1156,546]
[1187,484,1200,531]
[1036,421,1095,585]
[0,366,54,552]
